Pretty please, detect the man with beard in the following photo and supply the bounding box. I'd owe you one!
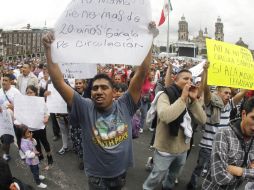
[187,64,247,190]
[202,97,254,189]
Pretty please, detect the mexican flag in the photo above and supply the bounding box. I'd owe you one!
[158,0,173,26]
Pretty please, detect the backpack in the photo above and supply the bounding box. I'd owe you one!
[131,111,141,139]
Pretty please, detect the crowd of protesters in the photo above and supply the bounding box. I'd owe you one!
[1,27,254,190]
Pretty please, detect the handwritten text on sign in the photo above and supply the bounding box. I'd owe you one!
[52,0,152,65]
[60,62,97,79]
[206,38,254,90]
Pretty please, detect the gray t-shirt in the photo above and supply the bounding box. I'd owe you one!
[70,91,138,178]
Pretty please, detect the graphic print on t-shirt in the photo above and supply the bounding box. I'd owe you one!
[92,114,128,149]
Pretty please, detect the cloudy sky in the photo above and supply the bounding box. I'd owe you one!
[0,0,253,49]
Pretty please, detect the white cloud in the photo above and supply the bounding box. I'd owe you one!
[0,0,253,49]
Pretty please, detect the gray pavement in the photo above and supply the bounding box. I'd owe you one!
[2,123,246,190]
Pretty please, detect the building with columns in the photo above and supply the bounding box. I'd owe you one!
[192,27,211,57]
[1,24,48,60]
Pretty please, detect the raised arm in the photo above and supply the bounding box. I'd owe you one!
[164,62,173,88]
[128,22,158,104]
[232,89,248,106]
[200,62,211,105]
[42,33,74,107]
[128,49,151,104]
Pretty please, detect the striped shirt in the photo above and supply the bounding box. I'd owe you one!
[199,99,234,149]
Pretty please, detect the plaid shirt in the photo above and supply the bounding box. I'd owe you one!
[202,120,254,190]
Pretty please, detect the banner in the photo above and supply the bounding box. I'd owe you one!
[189,60,206,77]
[206,38,254,89]
[52,0,153,66]
[14,94,45,130]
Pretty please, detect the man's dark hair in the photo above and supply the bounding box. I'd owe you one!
[242,97,254,115]
[216,86,231,92]
[113,83,128,92]
[177,69,192,75]
[175,69,192,81]
[2,74,12,80]
[92,73,114,88]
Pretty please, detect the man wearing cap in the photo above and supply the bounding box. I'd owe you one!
[202,97,254,189]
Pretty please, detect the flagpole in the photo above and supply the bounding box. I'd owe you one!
[166,8,170,53]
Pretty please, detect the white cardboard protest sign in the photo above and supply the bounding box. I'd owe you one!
[52,0,153,66]
[60,62,97,79]
[0,110,15,137]
[14,94,45,130]
[46,84,68,114]
[189,60,206,77]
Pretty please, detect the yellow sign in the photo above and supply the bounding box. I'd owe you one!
[206,38,254,89]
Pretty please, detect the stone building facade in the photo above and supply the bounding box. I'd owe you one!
[215,17,224,41]
[178,15,189,41]
[176,16,225,57]
[1,24,47,60]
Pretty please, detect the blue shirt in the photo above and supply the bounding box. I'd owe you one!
[70,91,138,178]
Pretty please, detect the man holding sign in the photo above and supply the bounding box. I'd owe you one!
[0,74,21,161]
[42,22,157,189]
[187,62,248,190]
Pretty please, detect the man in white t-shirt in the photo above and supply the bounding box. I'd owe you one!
[0,74,21,161]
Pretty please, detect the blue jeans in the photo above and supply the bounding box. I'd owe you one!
[143,150,187,190]
[189,147,211,189]
[29,165,41,185]
[140,99,149,129]
[88,173,126,190]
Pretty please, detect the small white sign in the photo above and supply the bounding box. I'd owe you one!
[46,84,68,114]
[14,94,45,130]
[60,62,97,79]
[189,60,206,77]
[52,0,153,65]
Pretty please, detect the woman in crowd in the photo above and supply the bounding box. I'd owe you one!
[70,79,91,170]
[139,70,155,133]
[25,85,53,167]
